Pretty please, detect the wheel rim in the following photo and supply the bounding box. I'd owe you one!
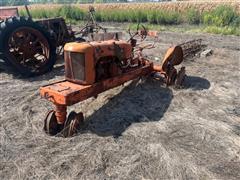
[69,112,84,135]
[44,110,59,136]
[7,27,50,73]
[63,111,84,137]
[162,46,183,72]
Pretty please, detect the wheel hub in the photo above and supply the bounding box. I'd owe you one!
[8,27,50,71]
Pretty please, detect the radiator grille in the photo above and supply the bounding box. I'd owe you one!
[71,52,85,81]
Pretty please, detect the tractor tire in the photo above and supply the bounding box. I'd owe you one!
[0,17,56,77]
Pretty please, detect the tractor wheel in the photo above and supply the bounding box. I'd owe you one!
[175,67,186,88]
[44,110,62,136]
[0,17,56,77]
[63,111,84,137]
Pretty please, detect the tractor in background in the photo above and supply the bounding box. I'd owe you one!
[0,5,108,76]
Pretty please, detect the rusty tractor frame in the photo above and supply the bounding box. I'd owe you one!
[39,26,187,137]
[0,5,107,76]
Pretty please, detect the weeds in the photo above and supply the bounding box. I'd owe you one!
[186,8,201,25]
[19,5,240,35]
[203,5,239,27]
[203,26,240,36]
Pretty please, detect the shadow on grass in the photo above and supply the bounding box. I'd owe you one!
[78,75,210,138]
[183,75,210,90]
[0,57,65,81]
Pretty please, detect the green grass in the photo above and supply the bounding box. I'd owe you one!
[203,26,240,36]
[20,6,182,25]
[94,9,182,25]
[128,23,239,36]
[19,5,240,36]
[19,6,86,20]
[185,8,201,25]
[202,5,240,27]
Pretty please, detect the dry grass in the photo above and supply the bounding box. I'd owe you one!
[0,29,240,179]
[24,1,240,13]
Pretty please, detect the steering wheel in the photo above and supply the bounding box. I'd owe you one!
[128,23,148,42]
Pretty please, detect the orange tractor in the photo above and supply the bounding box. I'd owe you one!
[40,27,185,137]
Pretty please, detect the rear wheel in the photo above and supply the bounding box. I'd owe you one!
[175,67,186,88]
[0,17,56,77]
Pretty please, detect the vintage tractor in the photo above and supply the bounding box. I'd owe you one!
[40,26,186,137]
[0,5,107,76]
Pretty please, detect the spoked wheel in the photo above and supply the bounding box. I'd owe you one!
[44,110,62,136]
[63,111,84,137]
[78,24,106,39]
[0,17,56,76]
[8,27,50,70]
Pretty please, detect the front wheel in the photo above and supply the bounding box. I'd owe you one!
[44,110,62,136]
[63,111,84,137]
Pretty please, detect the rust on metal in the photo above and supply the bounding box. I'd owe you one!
[54,105,67,124]
[40,61,153,106]
[0,5,110,76]
[36,17,75,47]
[179,39,203,58]
[40,25,186,137]
[161,46,183,72]
[0,7,19,20]
[8,27,50,72]
[88,32,123,41]
[77,6,107,38]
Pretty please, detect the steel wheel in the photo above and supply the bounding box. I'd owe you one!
[175,67,186,87]
[44,110,61,136]
[166,68,177,86]
[0,17,56,76]
[161,46,183,72]
[8,27,50,72]
[63,111,84,137]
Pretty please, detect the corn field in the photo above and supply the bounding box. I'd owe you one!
[25,1,240,13]
[18,1,240,35]
[78,2,240,13]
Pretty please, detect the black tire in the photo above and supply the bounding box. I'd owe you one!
[0,17,56,77]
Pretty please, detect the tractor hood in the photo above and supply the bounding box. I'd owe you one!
[64,39,133,60]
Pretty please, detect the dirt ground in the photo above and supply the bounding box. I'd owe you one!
[0,29,240,179]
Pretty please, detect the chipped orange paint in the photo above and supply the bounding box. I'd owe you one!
[40,40,184,124]
[40,61,152,106]
[64,40,133,85]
